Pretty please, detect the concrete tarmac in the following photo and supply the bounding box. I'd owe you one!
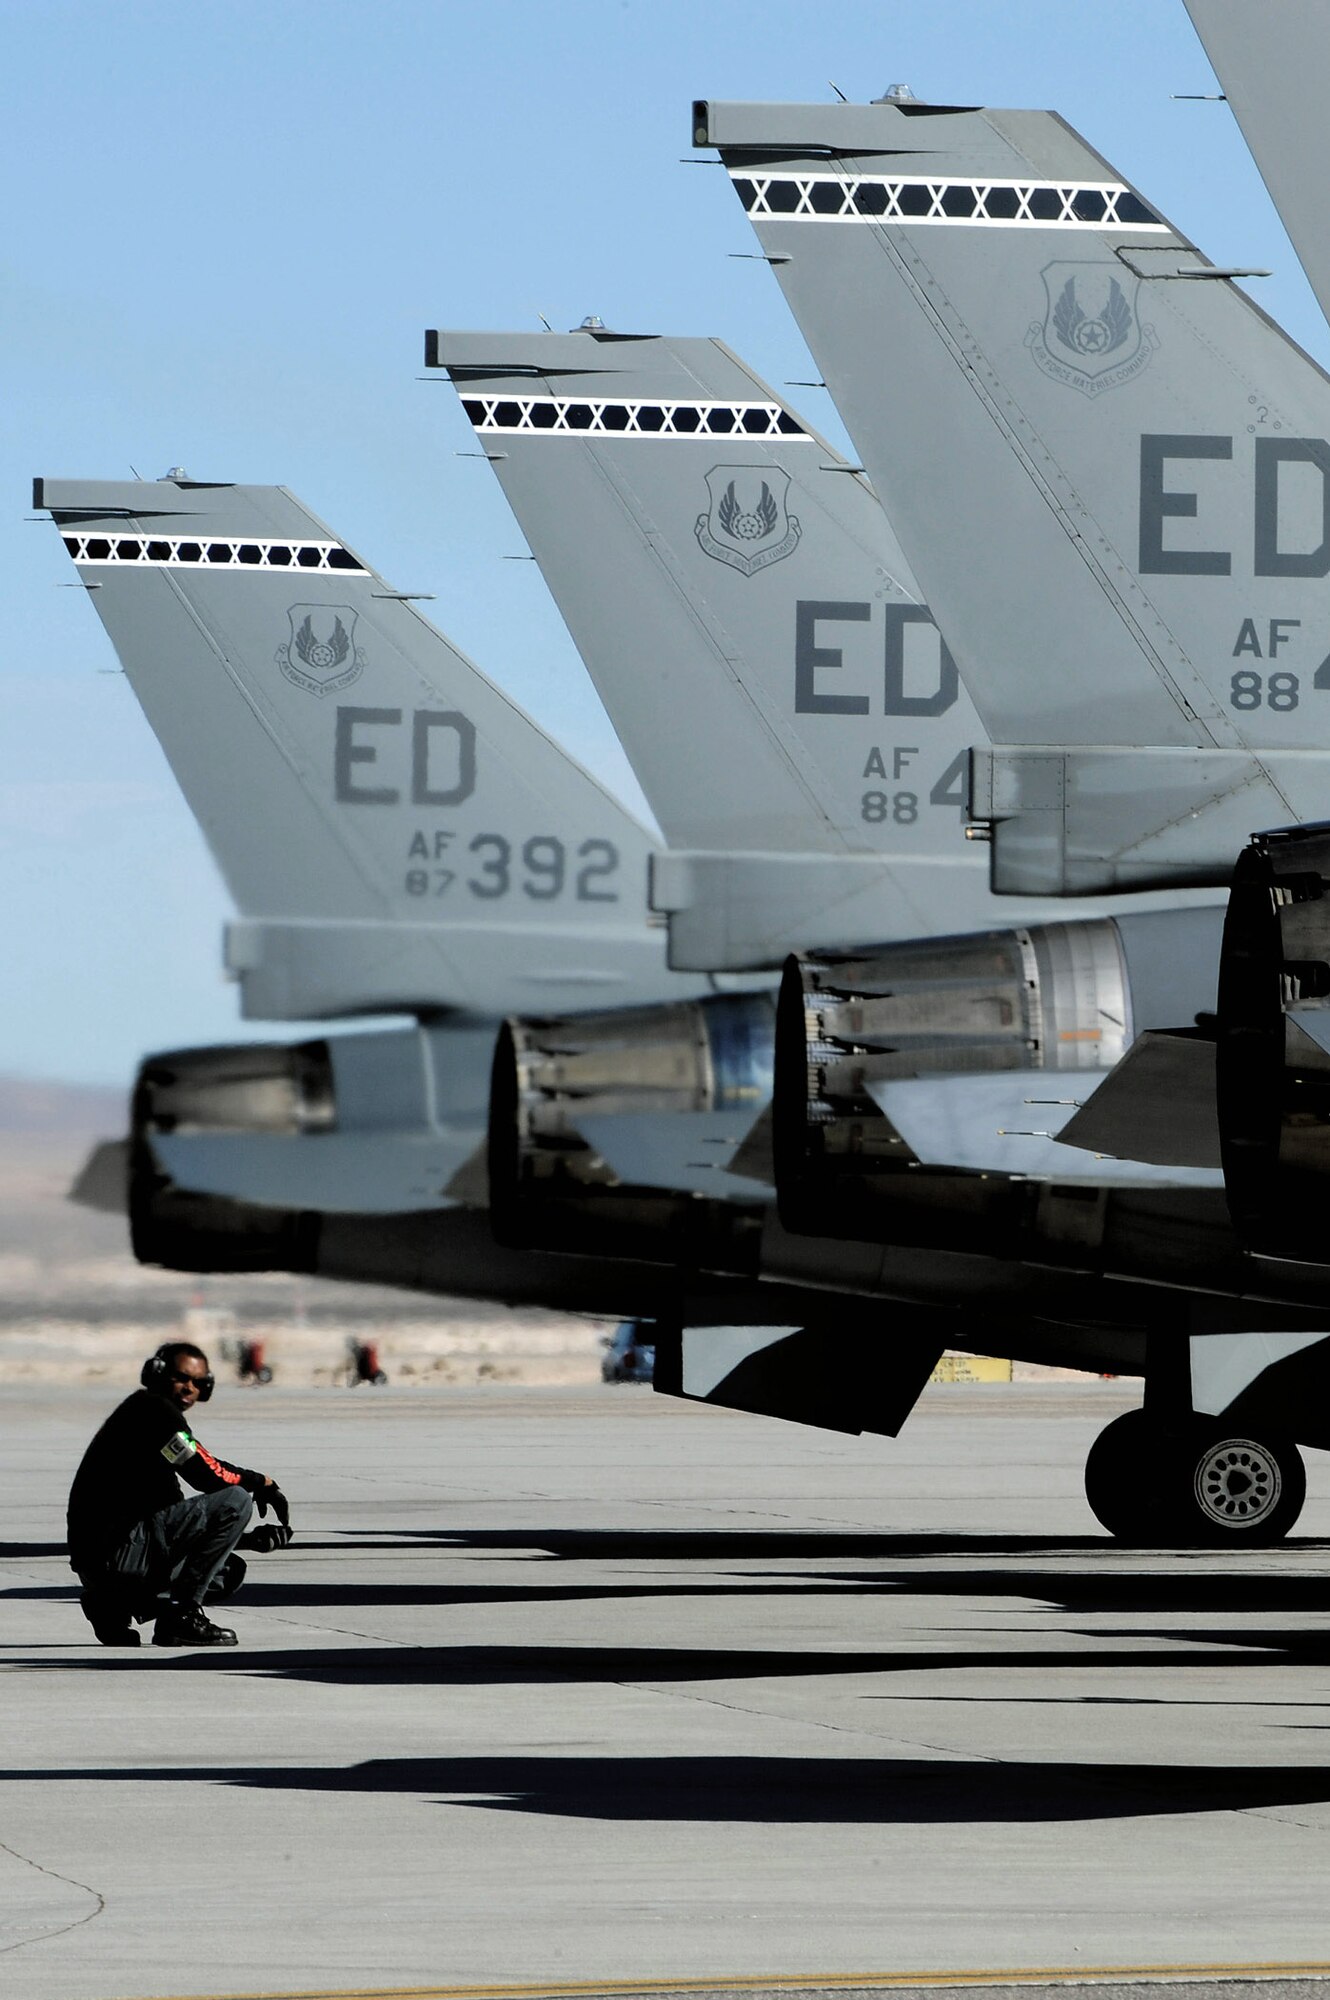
[5,1380,1330,2000]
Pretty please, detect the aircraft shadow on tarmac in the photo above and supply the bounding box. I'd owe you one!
[0,1528,1121,1570]
[10,1526,1330,1579]
[13,1531,1330,1681]
[13,1557,1330,1623]
[20,1628,1330,1683]
[312,1529,1123,1559]
[6,1752,1330,1824]
[3,1579,879,1612]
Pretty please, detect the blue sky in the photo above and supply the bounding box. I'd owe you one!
[5,0,1325,1086]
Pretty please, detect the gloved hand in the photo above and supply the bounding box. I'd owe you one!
[241,1522,294,1553]
[265,1485,290,1530]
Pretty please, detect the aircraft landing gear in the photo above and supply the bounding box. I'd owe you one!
[1084,1410,1306,1547]
[1187,1430,1305,1545]
[1083,1410,1156,1542]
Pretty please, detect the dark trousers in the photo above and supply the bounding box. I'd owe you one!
[93,1488,254,1617]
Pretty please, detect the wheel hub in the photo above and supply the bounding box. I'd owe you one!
[1194,1437,1281,1529]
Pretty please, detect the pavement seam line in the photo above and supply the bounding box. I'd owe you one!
[241,1608,412,1645]
[0,1837,104,1956]
[617,1675,986,1759]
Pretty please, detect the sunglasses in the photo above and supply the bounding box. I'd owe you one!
[167,1369,206,1389]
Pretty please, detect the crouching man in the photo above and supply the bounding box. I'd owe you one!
[67,1341,289,1649]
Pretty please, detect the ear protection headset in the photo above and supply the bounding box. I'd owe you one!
[141,1344,214,1402]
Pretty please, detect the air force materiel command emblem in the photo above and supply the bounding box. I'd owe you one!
[276,605,367,696]
[696,466,801,575]
[1027,261,1158,397]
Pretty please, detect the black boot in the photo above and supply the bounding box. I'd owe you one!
[79,1585,141,1647]
[153,1602,238,1647]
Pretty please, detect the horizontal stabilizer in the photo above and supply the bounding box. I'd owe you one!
[868,1066,1223,1185]
[724,1102,775,1187]
[1285,1003,1330,1059]
[1055,1032,1220,1169]
[69,1139,129,1214]
[574,1109,774,1202]
[149,1130,475,1215]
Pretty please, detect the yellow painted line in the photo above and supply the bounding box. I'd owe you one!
[120,1959,1330,2000]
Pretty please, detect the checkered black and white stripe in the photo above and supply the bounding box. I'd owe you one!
[63,534,367,572]
[460,396,811,439]
[732,172,1165,230]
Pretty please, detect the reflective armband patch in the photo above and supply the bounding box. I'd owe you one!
[161,1430,197,1467]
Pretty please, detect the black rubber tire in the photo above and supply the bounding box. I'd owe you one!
[1176,1426,1306,1547]
[255,1366,273,1385]
[1084,1410,1167,1542]
[1086,1410,1306,1547]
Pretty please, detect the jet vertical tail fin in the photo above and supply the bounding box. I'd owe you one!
[38,477,674,1018]
[1185,2,1330,333]
[697,99,1330,893]
[428,328,1005,965]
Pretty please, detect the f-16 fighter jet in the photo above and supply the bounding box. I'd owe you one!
[694,89,1330,1279]
[420,326,1330,1544]
[40,474,743,1313]
[514,91,1330,1529]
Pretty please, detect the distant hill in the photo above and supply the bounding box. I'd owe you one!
[0,1075,126,1137]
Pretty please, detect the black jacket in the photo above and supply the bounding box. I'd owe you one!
[67,1389,260,1572]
